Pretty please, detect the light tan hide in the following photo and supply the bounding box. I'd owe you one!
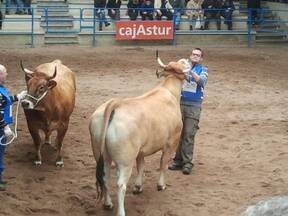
[89,55,189,216]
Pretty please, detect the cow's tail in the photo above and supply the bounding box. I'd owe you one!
[96,99,120,200]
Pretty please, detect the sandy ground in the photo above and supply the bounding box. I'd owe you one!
[0,45,287,216]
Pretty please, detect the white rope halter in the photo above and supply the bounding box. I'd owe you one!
[0,99,21,146]
[25,91,48,107]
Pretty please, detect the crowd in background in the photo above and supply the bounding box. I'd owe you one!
[95,0,237,30]
[0,0,287,31]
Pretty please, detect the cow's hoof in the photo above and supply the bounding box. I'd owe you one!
[157,184,166,191]
[133,185,143,194]
[56,161,64,167]
[103,203,113,210]
[34,160,42,166]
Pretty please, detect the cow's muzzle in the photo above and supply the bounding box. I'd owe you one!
[21,91,48,109]
[21,99,34,109]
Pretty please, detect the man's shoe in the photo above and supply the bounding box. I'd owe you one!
[105,22,111,27]
[182,163,194,175]
[182,166,192,175]
[168,161,182,171]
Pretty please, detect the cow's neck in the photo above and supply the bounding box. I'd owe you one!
[162,76,182,100]
[34,91,54,115]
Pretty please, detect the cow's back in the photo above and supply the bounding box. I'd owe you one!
[105,87,182,160]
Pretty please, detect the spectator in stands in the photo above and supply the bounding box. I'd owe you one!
[221,0,234,30]
[0,10,2,30]
[247,0,261,26]
[186,0,204,30]
[23,0,32,15]
[140,0,154,20]
[202,0,222,30]
[154,0,173,20]
[107,0,122,20]
[127,0,142,20]
[94,0,110,31]
[0,0,3,30]
[5,0,25,15]
[170,0,182,30]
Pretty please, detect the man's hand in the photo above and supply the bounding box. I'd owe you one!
[4,126,13,137]
[17,90,27,101]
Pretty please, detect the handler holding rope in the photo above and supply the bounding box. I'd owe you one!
[0,64,27,191]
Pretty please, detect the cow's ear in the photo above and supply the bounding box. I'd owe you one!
[48,80,57,90]
[25,73,33,82]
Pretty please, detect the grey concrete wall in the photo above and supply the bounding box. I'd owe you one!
[0,33,250,47]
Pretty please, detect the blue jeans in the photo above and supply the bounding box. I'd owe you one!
[5,0,24,13]
[0,130,5,175]
[173,10,181,30]
[96,9,109,30]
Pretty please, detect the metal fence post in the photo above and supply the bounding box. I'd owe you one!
[93,8,96,47]
[172,9,176,45]
[80,8,83,32]
[45,8,48,33]
[31,8,35,48]
[247,8,252,47]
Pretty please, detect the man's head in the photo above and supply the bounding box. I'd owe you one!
[189,48,204,65]
[145,0,152,5]
[0,64,8,84]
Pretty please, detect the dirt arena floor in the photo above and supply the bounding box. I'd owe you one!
[0,45,287,216]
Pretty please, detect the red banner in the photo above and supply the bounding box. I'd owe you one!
[115,21,174,40]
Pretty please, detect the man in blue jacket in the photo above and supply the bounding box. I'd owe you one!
[0,64,26,191]
[169,48,208,175]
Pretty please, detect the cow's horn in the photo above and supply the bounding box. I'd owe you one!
[183,68,190,73]
[156,69,160,78]
[20,60,34,74]
[156,69,164,78]
[49,66,57,80]
[156,51,166,68]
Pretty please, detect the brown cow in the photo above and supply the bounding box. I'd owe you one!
[20,60,76,167]
[89,52,190,216]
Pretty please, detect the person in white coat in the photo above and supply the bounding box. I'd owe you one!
[186,0,204,30]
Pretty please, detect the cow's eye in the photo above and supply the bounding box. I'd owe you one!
[39,86,45,92]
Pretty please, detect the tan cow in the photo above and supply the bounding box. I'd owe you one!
[89,52,190,216]
[20,60,76,167]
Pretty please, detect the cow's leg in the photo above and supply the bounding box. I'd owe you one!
[30,130,42,166]
[44,131,52,145]
[133,154,145,194]
[158,132,181,191]
[55,123,68,167]
[157,149,170,191]
[117,165,133,216]
[103,155,113,210]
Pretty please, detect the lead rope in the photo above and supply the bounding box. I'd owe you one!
[0,99,21,146]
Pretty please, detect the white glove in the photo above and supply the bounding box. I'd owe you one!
[17,90,27,101]
[4,125,13,137]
